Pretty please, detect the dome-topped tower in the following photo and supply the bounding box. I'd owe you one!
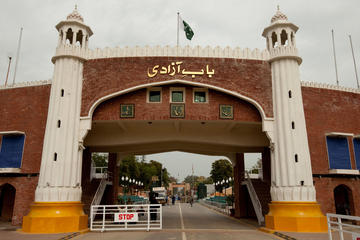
[66,5,84,22]
[261,7,327,233]
[262,6,299,57]
[270,6,288,24]
[55,5,92,48]
[23,6,92,233]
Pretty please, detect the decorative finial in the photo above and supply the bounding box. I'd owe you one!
[277,5,280,11]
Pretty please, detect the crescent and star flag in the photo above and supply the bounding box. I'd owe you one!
[179,15,194,40]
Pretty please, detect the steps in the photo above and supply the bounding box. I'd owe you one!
[81,179,101,216]
[249,179,271,215]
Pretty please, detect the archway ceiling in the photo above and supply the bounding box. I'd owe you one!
[84,120,269,155]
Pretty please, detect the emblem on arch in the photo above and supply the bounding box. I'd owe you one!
[170,104,185,118]
[219,104,233,119]
[120,104,135,118]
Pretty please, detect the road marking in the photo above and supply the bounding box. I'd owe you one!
[182,232,187,240]
[178,203,187,240]
[178,203,185,230]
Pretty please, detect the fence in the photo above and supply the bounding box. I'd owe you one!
[327,213,360,240]
[90,204,162,231]
[201,199,232,215]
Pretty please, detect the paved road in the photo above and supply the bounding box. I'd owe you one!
[0,203,333,240]
[74,203,279,240]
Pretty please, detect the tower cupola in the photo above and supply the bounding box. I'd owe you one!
[55,6,93,48]
[262,7,298,54]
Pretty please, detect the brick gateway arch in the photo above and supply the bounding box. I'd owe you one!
[20,7,332,233]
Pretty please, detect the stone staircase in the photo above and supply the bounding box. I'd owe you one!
[250,179,271,215]
[81,179,101,216]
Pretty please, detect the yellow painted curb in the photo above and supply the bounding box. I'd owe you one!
[258,227,275,234]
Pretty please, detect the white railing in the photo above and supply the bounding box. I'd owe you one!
[91,171,112,217]
[327,213,360,240]
[244,172,264,225]
[201,199,232,215]
[90,204,162,232]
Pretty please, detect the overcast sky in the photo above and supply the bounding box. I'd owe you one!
[1,0,359,180]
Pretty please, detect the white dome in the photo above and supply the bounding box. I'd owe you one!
[66,6,84,22]
[270,7,288,24]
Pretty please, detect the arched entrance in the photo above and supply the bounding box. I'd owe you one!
[81,82,272,222]
[334,185,353,215]
[0,183,16,222]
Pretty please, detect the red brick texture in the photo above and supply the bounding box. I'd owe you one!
[0,177,38,225]
[302,86,360,215]
[314,177,360,216]
[93,85,262,122]
[0,85,51,173]
[0,84,50,225]
[82,57,273,118]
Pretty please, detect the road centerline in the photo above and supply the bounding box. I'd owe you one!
[178,203,187,240]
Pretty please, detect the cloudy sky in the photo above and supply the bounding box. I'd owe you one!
[1,0,359,180]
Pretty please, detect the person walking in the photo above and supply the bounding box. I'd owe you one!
[149,192,159,221]
[172,195,176,205]
[189,195,194,207]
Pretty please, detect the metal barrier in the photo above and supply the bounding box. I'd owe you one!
[201,199,232,215]
[90,204,162,231]
[327,213,360,240]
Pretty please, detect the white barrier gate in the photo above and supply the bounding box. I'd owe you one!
[327,213,360,240]
[90,204,162,231]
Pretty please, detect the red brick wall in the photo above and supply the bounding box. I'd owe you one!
[0,84,50,225]
[0,85,51,173]
[314,177,360,216]
[302,86,360,215]
[302,87,360,174]
[93,85,262,122]
[82,57,273,118]
[0,177,38,225]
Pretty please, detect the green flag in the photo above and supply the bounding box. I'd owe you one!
[179,16,194,40]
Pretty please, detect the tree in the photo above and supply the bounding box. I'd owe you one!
[91,152,108,167]
[169,176,178,183]
[249,158,262,174]
[118,156,171,191]
[210,159,233,192]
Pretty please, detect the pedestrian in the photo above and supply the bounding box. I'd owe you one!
[149,192,158,221]
[189,195,194,207]
[172,195,176,205]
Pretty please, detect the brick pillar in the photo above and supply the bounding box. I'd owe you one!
[234,153,247,218]
[81,148,91,186]
[262,147,271,182]
[107,153,119,204]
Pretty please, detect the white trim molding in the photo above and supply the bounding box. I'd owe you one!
[325,132,354,137]
[0,80,52,90]
[0,131,25,135]
[329,169,360,175]
[301,81,360,94]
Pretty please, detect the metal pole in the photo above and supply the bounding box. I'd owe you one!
[12,27,23,85]
[177,12,180,47]
[5,57,12,86]
[349,35,360,88]
[331,29,339,86]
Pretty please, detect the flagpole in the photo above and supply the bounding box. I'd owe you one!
[5,57,12,87]
[12,27,23,85]
[349,35,360,88]
[177,12,180,47]
[331,29,339,86]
